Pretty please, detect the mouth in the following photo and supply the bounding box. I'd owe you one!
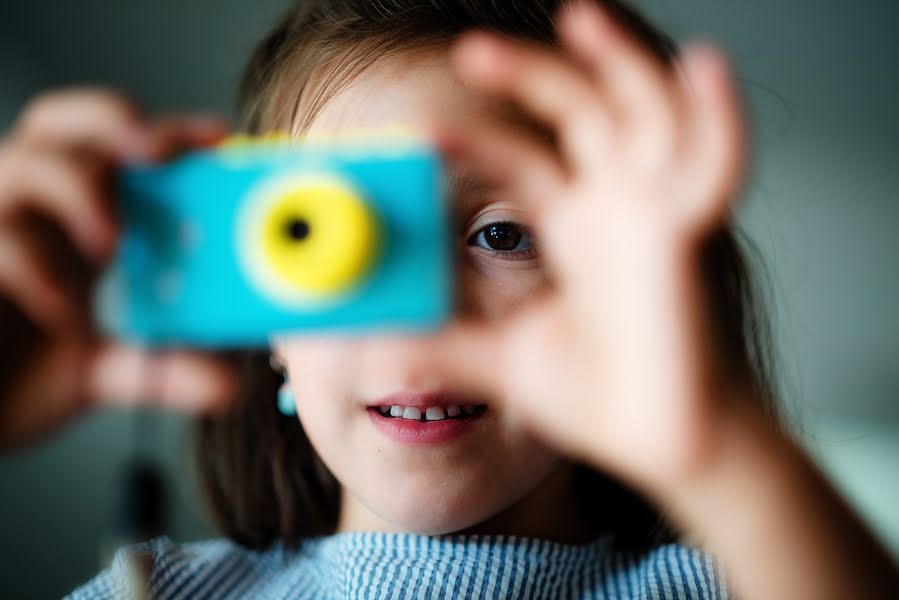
[365,393,488,445]
[368,403,487,422]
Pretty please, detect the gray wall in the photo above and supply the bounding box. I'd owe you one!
[1,1,897,598]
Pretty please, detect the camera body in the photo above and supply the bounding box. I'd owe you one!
[95,134,452,348]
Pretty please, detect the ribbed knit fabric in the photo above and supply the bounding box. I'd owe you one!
[66,532,728,599]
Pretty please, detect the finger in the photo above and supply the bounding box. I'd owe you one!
[0,226,71,326]
[140,115,230,162]
[428,118,565,214]
[679,44,746,229]
[14,89,229,163]
[14,88,146,159]
[84,343,240,414]
[0,145,116,259]
[451,32,615,171]
[557,1,683,168]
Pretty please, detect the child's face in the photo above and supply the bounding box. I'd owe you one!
[275,48,569,535]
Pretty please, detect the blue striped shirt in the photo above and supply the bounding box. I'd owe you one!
[66,532,729,599]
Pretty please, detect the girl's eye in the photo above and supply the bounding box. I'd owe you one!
[466,221,536,260]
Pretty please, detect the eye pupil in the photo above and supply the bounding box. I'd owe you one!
[485,223,521,250]
[285,218,310,241]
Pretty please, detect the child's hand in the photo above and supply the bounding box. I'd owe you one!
[422,2,748,494]
[0,89,237,451]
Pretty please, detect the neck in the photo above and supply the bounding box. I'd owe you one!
[456,462,601,544]
[337,461,603,545]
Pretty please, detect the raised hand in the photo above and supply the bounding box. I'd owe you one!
[0,89,237,451]
[419,0,749,494]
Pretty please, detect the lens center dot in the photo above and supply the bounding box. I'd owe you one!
[286,218,310,241]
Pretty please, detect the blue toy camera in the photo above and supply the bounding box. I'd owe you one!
[95,132,452,348]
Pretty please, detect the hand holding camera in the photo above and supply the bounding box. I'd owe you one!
[0,89,238,450]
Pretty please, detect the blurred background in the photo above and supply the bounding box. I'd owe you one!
[0,0,896,597]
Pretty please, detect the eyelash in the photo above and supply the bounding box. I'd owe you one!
[465,221,537,261]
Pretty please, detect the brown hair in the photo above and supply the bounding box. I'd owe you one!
[195,0,778,552]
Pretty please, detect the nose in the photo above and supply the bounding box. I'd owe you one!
[356,334,446,395]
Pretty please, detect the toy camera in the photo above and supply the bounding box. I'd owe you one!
[95,132,452,348]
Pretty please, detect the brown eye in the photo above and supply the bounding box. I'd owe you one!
[467,221,536,258]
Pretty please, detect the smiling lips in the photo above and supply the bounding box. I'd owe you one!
[375,403,485,421]
[366,391,488,444]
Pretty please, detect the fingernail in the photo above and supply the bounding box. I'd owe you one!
[185,114,229,140]
[453,33,503,72]
[564,1,612,41]
[74,217,115,261]
[121,130,157,163]
[681,43,726,85]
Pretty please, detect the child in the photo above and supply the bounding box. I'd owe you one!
[0,0,894,598]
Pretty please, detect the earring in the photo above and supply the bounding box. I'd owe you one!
[278,380,297,416]
[271,353,297,417]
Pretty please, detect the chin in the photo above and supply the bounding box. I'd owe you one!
[330,416,565,536]
[384,502,498,536]
[368,470,506,535]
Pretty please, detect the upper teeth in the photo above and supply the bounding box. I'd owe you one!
[377,404,480,421]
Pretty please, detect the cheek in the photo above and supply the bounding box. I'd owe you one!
[458,257,548,319]
[280,338,364,484]
[277,337,357,424]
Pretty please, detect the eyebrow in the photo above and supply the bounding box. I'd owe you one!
[448,168,490,198]
[446,167,497,217]
[443,168,496,234]
[442,104,553,204]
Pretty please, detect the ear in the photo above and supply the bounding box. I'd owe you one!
[268,335,288,372]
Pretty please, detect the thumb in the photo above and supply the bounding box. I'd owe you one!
[83,342,240,414]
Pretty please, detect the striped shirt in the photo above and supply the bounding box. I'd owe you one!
[66,532,729,599]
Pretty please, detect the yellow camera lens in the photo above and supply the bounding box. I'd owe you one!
[240,174,380,303]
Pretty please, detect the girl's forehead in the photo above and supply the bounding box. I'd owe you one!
[303,48,495,134]
[297,46,541,211]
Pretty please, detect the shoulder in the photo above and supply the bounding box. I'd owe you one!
[64,536,309,600]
